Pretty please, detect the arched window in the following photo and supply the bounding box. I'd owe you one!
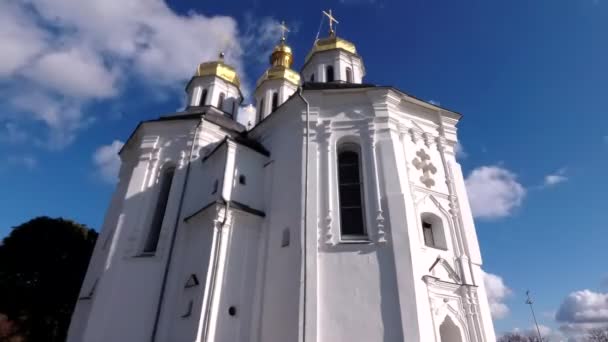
[346,67,353,83]
[338,143,366,238]
[439,316,463,342]
[218,92,225,110]
[143,167,175,253]
[326,65,334,82]
[258,98,265,122]
[271,92,279,112]
[421,213,447,250]
[199,88,208,106]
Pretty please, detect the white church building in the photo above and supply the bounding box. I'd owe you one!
[68,12,497,342]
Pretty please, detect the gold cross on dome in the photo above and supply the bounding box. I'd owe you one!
[279,20,290,41]
[323,9,339,35]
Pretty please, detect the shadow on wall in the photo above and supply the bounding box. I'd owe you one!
[318,200,404,341]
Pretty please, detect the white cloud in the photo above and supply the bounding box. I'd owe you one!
[556,290,608,324]
[483,271,512,319]
[24,47,118,99]
[454,142,467,159]
[556,290,608,340]
[0,0,280,148]
[93,140,124,183]
[544,168,568,187]
[0,1,49,77]
[465,166,526,219]
[9,91,91,149]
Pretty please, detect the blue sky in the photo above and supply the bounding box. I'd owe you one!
[1,0,607,339]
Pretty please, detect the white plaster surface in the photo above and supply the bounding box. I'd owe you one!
[68,47,496,342]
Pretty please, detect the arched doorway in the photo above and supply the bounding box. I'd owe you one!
[439,315,463,342]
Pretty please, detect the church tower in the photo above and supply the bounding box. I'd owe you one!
[187,52,243,118]
[68,11,497,342]
[253,22,301,125]
[301,10,365,84]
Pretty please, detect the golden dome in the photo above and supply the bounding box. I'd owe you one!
[257,35,300,88]
[305,34,357,63]
[256,66,300,88]
[270,40,294,68]
[195,53,241,87]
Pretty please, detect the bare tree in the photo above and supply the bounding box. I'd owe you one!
[587,328,608,342]
[498,333,546,342]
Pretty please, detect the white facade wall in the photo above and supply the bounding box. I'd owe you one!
[254,79,298,124]
[302,50,365,84]
[67,118,234,342]
[298,88,495,342]
[69,61,496,342]
[187,76,242,117]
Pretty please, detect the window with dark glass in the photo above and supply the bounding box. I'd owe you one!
[422,221,435,247]
[421,213,447,249]
[346,67,353,83]
[310,73,315,82]
[232,101,237,116]
[199,88,208,106]
[144,167,175,253]
[258,98,265,122]
[271,92,279,112]
[338,144,366,238]
[218,92,225,110]
[326,65,334,82]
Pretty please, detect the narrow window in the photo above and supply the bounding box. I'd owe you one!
[346,67,353,83]
[422,221,435,247]
[143,167,175,253]
[200,88,208,106]
[218,92,225,110]
[181,300,193,318]
[326,65,334,82]
[258,98,265,122]
[271,92,279,112]
[310,73,315,82]
[421,213,447,249]
[338,144,366,238]
[211,179,218,194]
[232,101,237,116]
[281,228,290,247]
[239,175,246,185]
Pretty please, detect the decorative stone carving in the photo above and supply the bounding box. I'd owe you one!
[324,212,333,245]
[423,132,434,148]
[412,149,437,188]
[408,128,422,144]
[371,134,387,243]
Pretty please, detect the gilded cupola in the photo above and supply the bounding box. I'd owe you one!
[195,52,241,88]
[186,52,243,118]
[304,35,357,64]
[256,22,301,88]
[253,21,301,126]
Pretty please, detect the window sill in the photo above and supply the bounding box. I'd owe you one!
[134,252,157,258]
[339,237,372,244]
[424,245,448,251]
